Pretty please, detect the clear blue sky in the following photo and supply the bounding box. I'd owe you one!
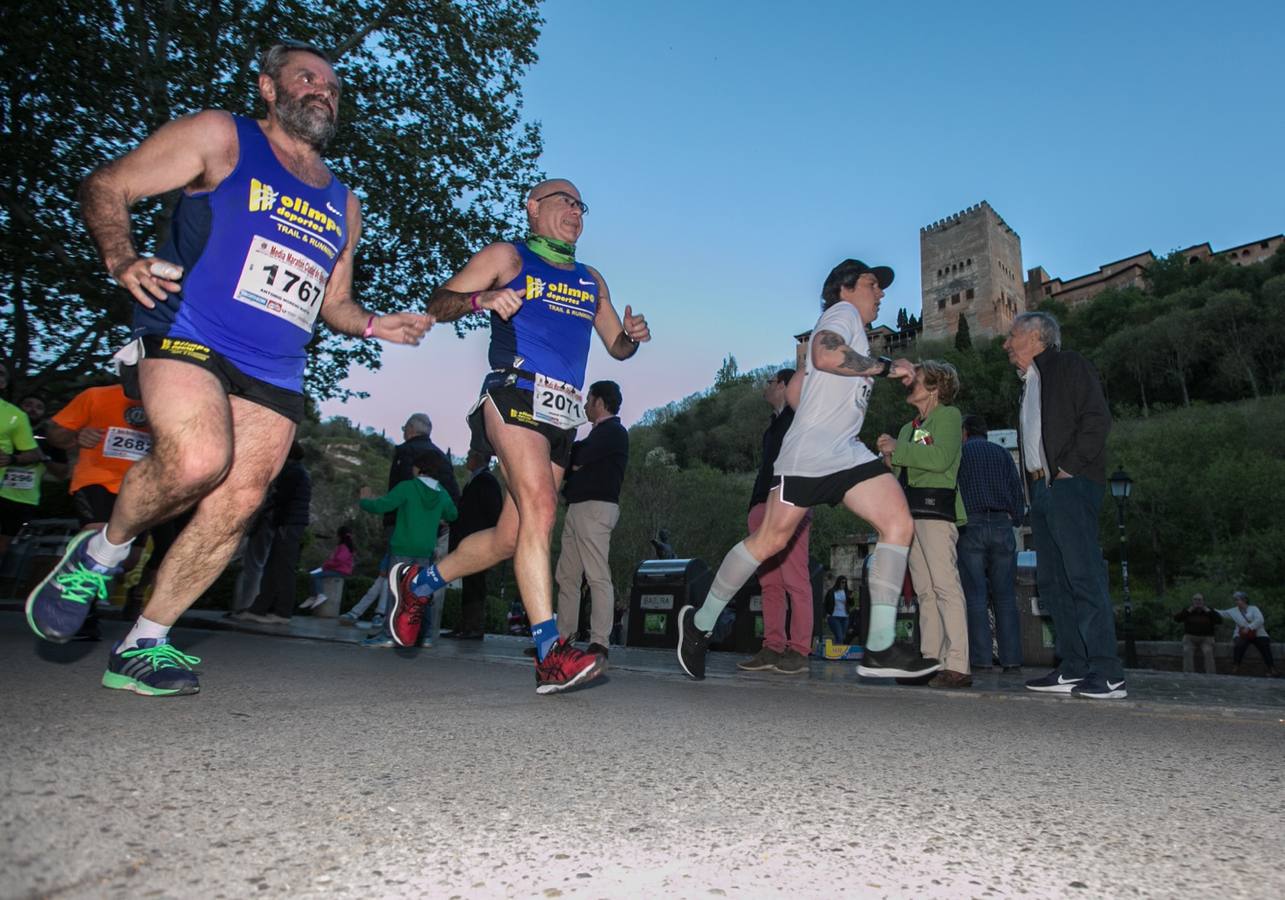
[324,0,1285,454]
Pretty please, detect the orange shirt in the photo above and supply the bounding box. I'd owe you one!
[52,385,152,494]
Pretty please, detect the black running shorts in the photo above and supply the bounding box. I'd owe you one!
[140,335,305,423]
[468,372,575,471]
[777,459,889,508]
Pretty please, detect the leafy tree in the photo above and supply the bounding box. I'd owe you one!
[953,314,972,351]
[0,0,544,402]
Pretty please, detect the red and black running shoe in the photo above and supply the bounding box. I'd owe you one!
[534,638,607,695]
[387,563,431,647]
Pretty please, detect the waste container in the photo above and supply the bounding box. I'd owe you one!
[1016,550,1055,667]
[626,558,712,648]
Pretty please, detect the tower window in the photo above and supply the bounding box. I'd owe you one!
[966,288,975,300]
[938,298,946,310]
[951,293,960,305]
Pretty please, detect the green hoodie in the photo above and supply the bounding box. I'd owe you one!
[890,404,967,526]
[359,476,458,558]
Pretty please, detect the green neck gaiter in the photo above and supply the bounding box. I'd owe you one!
[526,233,576,265]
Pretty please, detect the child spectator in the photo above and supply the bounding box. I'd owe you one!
[357,449,457,647]
[300,525,356,610]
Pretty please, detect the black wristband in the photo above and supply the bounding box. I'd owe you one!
[877,356,893,377]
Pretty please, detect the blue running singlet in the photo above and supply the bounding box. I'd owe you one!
[489,242,599,389]
[140,115,350,392]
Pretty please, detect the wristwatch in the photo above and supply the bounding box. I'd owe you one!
[877,356,894,377]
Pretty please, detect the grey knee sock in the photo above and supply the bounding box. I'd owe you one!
[693,541,759,632]
[866,543,910,652]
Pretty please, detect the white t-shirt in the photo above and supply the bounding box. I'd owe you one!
[775,302,879,477]
[1020,365,1047,476]
[832,589,848,618]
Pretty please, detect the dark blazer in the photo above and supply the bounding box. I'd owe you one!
[562,416,629,505]
[450,468,503,551]
[1019,347,1112,484]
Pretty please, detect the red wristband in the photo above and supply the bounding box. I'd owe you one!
[362,314,376,338]
[469,292,481,312]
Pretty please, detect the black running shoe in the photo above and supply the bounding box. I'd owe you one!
[856,643,941,679]
[676,605,711,680]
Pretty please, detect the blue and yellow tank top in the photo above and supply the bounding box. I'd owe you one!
[489,242,599,389]
[150,115,350,392]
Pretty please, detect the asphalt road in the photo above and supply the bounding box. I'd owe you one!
[1,614,1281,899]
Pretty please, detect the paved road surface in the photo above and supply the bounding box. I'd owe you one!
[1,613,1281,899]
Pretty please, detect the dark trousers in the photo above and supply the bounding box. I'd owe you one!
[459,570,488,633]
[249,524,306,618]
[1233,636,1275,669]
[1029,477,1123,680]
[957,511,1023,668]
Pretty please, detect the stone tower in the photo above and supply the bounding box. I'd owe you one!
[920,201,1024,342]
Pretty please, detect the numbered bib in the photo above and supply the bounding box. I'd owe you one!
[102,427,152,462]
[2,467,36,490]
[532,373,588,430]
[234,236,328,332]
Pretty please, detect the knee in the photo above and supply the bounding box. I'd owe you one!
[518,493,558,541]
[161,441,232,495]
[879,512,915,547]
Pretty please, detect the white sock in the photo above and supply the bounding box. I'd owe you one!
[86,527,133,568]
[866,543,910,652]
[694,541,761,632]
[121,616,171,650]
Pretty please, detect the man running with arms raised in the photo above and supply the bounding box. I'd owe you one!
[676,259,940,682]
[26,40,430,696]
[386,179,651,693]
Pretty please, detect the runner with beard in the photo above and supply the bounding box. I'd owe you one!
[26,40,431,696]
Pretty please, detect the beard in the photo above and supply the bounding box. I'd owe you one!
[274,80,338,151]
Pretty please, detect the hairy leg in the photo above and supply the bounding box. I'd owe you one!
[105,359,235,544]
[142,397,295,625]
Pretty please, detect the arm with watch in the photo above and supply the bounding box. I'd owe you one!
[810,330,911,380]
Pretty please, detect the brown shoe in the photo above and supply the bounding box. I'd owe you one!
[929,669,973,689]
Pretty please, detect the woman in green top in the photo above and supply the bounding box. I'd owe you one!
[876,360,971,688]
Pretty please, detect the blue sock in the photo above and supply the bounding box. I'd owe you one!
[531,617,559,661]
[409,563,446,598]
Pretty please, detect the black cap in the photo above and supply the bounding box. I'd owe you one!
[821,259,894,308]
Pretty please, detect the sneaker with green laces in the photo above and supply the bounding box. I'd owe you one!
[26,530,122,643]
[102,638,201,696]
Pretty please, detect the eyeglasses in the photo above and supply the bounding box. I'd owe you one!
[534,190,588,215]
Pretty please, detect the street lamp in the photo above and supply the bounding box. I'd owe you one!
[1108,469,1136,668]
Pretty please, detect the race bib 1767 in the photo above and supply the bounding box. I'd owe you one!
[233,236,328,332]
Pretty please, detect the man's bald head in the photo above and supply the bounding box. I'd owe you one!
[525,178,585,244]
[527,179,579,204]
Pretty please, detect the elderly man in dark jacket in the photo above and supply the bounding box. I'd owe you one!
[1005,311,1125,700]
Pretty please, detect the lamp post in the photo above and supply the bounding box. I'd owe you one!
[1108,469,1136,668]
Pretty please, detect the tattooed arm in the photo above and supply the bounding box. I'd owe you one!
[810,330,886,376]
[810,331,915,380]
[426,243,525,322]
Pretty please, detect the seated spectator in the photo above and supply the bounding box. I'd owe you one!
[1172,592,1219,674]
[1216,591,1278,677]
[301,525,356,610]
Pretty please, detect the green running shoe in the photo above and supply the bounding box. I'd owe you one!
[26,530,122,643]
[101,639,201,696]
